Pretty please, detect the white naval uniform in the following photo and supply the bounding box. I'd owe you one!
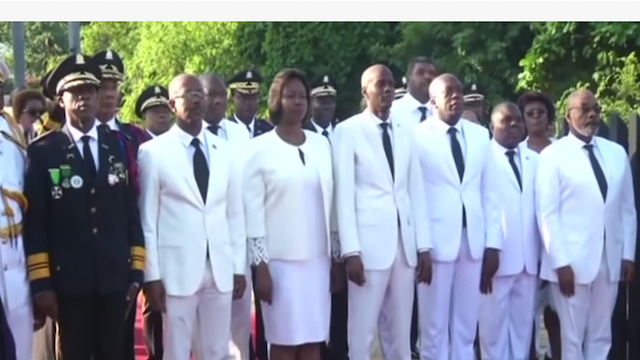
[478,141,540,360]
[537,133,636,360]
[333,111,430,360]
[413,118,501,360]
[0,115,33,360]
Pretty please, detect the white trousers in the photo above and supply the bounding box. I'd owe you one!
[418,229,482,360]
[479,272,537,360]
[228,264,252,360]
[164,262,233,360]
[6,302,33,360]
[550,258,618,360]
[348,238,414,360]
[32,318,57,360]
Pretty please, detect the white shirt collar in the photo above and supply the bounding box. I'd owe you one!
[311,119,332,132]
[175,121,206,148]
[492,139,519,154]
[567,131,597,149]
[368,110,392,127]
[68,120,99,143]
[234,115,255,130]
[432,116,463,135]
[146,129,157,138]
[100,117,119,131]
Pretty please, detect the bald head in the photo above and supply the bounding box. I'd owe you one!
[360,64,395,114]
[491,101,524,149]
[169,74,201,99]
[429,73,464,125]
[168,73,205,123]
[565,88,601,140]
[199,74,226,90]
[198,73,228,124]
[361,64,392,89]
[491,102,521,125]
[428,73,461,99]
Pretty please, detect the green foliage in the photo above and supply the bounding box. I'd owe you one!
[0,22,69,79]
[3,21,635,124]
[377,22,534,106]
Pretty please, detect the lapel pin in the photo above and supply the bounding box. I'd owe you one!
[101,144,109,149]
[212,144,217,150]
[66,153,75,159]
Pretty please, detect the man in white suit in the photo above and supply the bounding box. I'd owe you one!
[479,103,540,360]
[200,73,252,360]
[536,89,636,360]
[139,74,247,360]
[200,74,251,144]
[413,74,501,360]
[333,64,432,360]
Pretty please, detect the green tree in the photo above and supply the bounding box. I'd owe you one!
[376,22,535,106]
[0,22,70,79]
[518,22,640,120]
[81,22,141,59]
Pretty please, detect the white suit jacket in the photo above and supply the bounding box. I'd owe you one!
[490,141,540,276]
[218,119,251,144]
[413,118,502,262]
[243,130,335,260]
[333,111,430,270]
[537,133,637,284]
[138,124,246,296]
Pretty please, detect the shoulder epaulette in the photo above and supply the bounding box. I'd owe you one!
[30,129,57,144]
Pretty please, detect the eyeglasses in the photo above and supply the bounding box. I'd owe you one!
[175,91,204,100]
[568,104,602,115]
[525,109,547,118]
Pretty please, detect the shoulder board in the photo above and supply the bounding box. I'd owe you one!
[30,129,57,144]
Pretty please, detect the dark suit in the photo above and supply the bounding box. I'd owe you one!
[303,120,348,360]
[112,120,154,360]
[23,124,145,360]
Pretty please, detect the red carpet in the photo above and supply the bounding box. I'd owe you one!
[133,295,257,359]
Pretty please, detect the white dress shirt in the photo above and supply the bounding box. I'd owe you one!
[174,123,210,165]
[234,115,255,138]
[392,92,434,127]
[67,121,99,169]
[310,119,334,138]
[102,117,120,131]
[370,112,395,149]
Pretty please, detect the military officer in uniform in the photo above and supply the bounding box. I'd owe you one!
[303,74,338,142]
[227,69,274,139]
[135,85,172,139]
[227,69,272,360]
[91,49,149,360]
[464,83,485,124]
[0,69,32,360]
[91,50,150,147]
[134,85,172,360]
[22,54,145,360]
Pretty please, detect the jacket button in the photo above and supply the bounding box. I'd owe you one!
[91,207,96,214]
[93,228,98,235]
[90,188,95,195]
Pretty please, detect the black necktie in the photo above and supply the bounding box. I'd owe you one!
[505,150,522,191]
[246,124,252,135]
[584,144,608,201]
[207,125,219,136]
[81,135,96,180]
[418,106,428,122]
[191,138,209,202]
[448,127,465,181]
[448,127,466,227]
[321,129,329,138]
[98,124,109,134]
[380,122,394,179]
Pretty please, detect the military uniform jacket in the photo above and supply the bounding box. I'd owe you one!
[23,123,145,296]
[116,119,151,149]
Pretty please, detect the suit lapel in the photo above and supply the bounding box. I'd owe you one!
[519,144,533,194]
[204,131,221,208]
[170,127,204,207]
[594,138,613,205]
[361,113,393,184]
[392,118,407,187]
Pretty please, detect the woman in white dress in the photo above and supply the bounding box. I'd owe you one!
[518,91,559,360]
[243,68,341,360]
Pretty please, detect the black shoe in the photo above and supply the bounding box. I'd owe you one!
[411,347,420,359]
